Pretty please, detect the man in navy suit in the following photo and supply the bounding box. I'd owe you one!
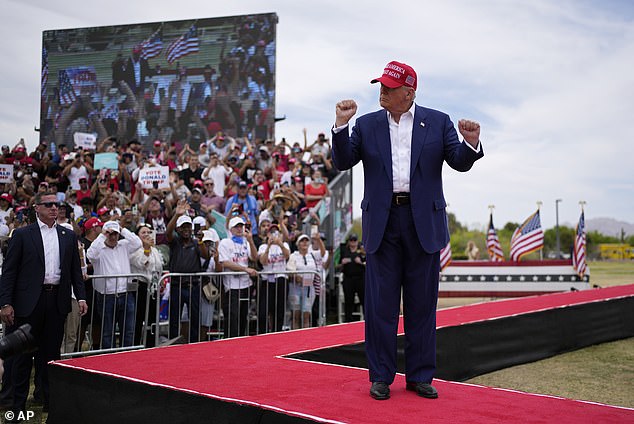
[332,61,484,400]
[0,191,88,415]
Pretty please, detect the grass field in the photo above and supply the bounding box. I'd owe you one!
[463,260,634,408]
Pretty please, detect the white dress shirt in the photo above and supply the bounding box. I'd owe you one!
[38,217,61,285]
[86,228,143,294]
[387,102,415,193]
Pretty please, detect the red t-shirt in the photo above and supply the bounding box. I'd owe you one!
[304,183,327,208]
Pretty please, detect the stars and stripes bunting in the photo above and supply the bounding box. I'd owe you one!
[572,210,587,278]
[58,69,77,106]
[510,209,544,261]
[140,28,163,60]
[166,24,199,64]
[440,241,452,271]
[486,213,504,262]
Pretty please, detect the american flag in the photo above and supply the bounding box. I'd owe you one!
[572,211,587,278]
[166,24,199,64]
[486,213,504,262]
[439,241,452,271]
[41,47,48,98]
[140,28,163,60]
[58,69,77,106]
[510,210,544,261]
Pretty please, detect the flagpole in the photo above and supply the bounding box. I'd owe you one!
[579,200,586,212]
[537,201,543,260]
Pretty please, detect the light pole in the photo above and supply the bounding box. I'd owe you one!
[555,199,562,259]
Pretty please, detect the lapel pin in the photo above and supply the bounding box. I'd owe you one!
[420,122,425,127]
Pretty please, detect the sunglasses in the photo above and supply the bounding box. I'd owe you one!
[37,202,59,208]
[138,223,153,229]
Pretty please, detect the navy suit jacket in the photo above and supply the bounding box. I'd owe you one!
[0,222,86,317]
[332,105,484,255]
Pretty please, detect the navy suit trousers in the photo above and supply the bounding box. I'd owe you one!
[364,202,440,384]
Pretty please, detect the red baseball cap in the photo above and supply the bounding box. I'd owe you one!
[97,207,110,216]
[0,193,13,203]
[83,217,104,231]
[371,61,417,90]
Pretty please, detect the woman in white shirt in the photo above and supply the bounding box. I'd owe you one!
[257,223,290,333]
[287,233,325,329]
[129,223,164,346]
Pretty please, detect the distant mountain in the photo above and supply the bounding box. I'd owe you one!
[586,217,634,238]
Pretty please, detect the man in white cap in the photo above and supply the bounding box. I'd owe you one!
[166,199,210,342]
[86,220,142,349]
[218,216,257,338]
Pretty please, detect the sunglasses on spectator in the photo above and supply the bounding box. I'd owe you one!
[138,223,153,230]
[37,202,59,208]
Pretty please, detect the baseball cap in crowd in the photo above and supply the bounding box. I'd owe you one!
[84,217,103,231]
[258,146,269,153]
[153,140,162,147]
[59,222,74,232]
[202,229,220,242]
[79,176,87,183]
[14,146,26,153]
[0,193,13,204]
[296,234,310,243]
[258,210,273,226]
[371,60,417,90]
[238,180,248,188]
[192,216,207,227]
[193,179,204,188]
[229,216,245,229]
[347,232,359,241]
[97,207,110,216]
[192,187,203,195]
[103,221,121,234]
[176,215,193,228]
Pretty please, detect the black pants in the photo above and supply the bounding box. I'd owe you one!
[257,278,287,334]
[222,287,250,338]
[168,279,201,343]
[343,276,365,322]
[12,287,65,412]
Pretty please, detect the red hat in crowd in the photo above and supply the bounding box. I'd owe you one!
[193,179,204,188]
[97,207,110,216]
[0,193,13,204]
[84,217,104,231]
[14,146,26,153]
[371,60,417,90]
[153,140,162,147]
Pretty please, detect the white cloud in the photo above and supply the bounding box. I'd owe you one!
[1,0,633,230]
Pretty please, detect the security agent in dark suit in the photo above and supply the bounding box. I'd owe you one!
[0,191,88,414]
[332,61,483,400]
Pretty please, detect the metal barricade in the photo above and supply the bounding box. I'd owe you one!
[154,270,325,345]
[61,273,150,359]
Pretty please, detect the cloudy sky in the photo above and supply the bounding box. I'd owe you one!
[2,0,633,233]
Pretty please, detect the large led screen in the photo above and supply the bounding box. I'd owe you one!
[40,13,277,149]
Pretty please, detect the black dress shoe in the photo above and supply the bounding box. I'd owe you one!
[370,382,390,400]
[406,381,438,399]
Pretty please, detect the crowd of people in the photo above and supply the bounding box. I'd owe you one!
[0,128,351,348]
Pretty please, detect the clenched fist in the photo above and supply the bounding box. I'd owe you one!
[458,119,481,148]
[335,100,358,127]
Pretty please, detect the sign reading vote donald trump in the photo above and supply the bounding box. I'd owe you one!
[139,166,170,189]
[0,164,14,183]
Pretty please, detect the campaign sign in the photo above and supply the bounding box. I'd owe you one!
[0,164,14,183]
[74,132,97,150]
[94,152,119,170]
[139,166,169,189]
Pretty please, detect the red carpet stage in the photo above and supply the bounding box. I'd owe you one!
[49,285,634,423]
